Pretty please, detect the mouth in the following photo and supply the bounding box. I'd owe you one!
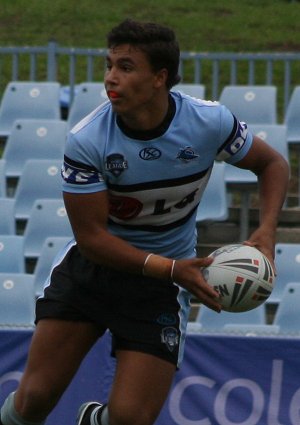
[107,90,120,100]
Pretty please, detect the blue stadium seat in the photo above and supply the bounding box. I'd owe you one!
[248,124,289,161]
[196,162,228,222]
[0,235,25,273]
[2,118,66,179]
[0,81,61,138]
[23,199,73,259]
[67,82,108,129]
[172,83,205,99]
[196,304,266,331]
[273,282,300,333]
[219,85,277,124]
[33,236,71,297]
[14,159,63,220]
[0,159,6,197]
[284,86,300,145]
[0,198,16,234]
[0,272,35,326]
[267,243,300,304]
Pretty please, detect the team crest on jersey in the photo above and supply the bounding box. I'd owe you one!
[177,146,199,162]
[105,153,128,176]
[161,327,179,352]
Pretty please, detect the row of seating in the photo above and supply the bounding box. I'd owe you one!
[1,82,300,141]
[188,281,300,335]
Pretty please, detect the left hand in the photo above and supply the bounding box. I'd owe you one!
[243,226,276,274]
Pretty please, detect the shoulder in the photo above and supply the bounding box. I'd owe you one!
[70,100,112,135]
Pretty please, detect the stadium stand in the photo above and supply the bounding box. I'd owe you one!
[219,85,277,124]
[267,243,300,304]
[284,86,300,145]
[196,161,228,223]
[0,159,6,197]
[0,272,35,326]
[0,198,16,235]
[2,118,66,180]
[0,235,25,273]
[14,159,63,220]
[33,236,71,297]
[0,82,61,138]
[23,199,73,259]
[66,82,108,129]
[172,83,205,99]
[272,282,300,333]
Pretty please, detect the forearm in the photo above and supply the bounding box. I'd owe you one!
[257,156,289,230]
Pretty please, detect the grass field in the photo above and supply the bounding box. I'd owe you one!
[1,0,300,52]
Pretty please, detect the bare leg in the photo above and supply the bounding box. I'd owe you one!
[107,350,176,425]
[14,319,103,422]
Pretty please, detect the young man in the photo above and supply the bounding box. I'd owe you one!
[0,19,289,425]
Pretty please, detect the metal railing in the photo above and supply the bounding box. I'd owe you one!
[1,41,300,117]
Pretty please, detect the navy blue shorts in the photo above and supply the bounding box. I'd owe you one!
[36,243,191,366]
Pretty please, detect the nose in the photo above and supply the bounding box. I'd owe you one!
[105,67,118,85]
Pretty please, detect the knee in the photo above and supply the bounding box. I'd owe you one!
[15,383,61,421]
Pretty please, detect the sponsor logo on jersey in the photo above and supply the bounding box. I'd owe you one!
[177,146,199,161]
[139,147,161,160]
[105,153,128,176]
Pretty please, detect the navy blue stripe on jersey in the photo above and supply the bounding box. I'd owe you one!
[107,167,210,192]
[108,204,198,231]
[62,155,104,186]
[64,155,98,172]
[217,114,238,154]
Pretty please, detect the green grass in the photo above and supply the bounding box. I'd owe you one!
[1,0,300,52]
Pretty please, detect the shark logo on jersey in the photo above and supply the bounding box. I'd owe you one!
[105,153,128,177]
[177,146,199,162]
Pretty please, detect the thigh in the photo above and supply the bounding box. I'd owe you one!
[108,350,176,425]
[15,319,103,417]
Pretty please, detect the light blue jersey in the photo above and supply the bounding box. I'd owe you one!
[62,91,252,259]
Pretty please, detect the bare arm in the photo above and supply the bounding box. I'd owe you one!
[234,135,290,261]
[63,190,221,311]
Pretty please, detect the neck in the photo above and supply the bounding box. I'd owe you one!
[119,92,170,131]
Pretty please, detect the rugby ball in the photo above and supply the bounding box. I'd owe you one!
[202,244,275,312]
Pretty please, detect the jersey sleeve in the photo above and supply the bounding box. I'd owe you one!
[216,105,253,164]
[61,131,107,194]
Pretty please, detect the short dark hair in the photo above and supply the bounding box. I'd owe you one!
[107,19,181,89]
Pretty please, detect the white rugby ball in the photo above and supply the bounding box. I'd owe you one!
[202,244,275,312]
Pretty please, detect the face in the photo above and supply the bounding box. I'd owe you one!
[104,44,167,118]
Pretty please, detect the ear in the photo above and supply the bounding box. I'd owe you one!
[154,68,168,89]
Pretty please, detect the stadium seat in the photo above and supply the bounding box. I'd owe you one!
[273,282,300,333]
[0,198,16,234]
[248,124,289,161]
[0,81,61,138]
[284,86,300,145]
[2,118,66,179]
[172,83,205,99]
[267,243,300,304]
[33,236,72,297]
[0,235,25,273]
[0,272,35,326]
[14,159,63,220]
[0,159,6,197]
[196,162,228,222]
[23,199,73,259]
[196,304,266,331]
[219,85,277,124]
[67,82,108,129]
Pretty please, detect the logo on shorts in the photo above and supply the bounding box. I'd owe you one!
[157,313,177,326]
[161,327,179,352]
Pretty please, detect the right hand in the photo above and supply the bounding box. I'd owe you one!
[172,257,222,312]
